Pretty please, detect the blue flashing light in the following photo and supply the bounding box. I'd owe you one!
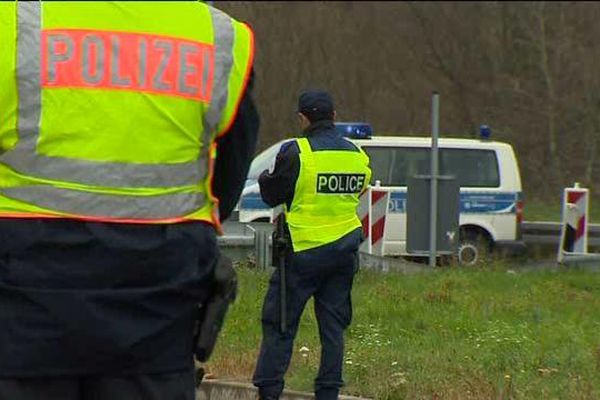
[335,122,372,139]
[479,124,491,140]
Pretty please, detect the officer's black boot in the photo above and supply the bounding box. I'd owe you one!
[315,387,340,400]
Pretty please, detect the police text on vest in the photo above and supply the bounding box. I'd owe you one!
[316,174,366,194]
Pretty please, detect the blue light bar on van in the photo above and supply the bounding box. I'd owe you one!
[335,122,372,139]
[479,124,491,140]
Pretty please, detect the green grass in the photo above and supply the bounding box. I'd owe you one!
[205,264,600,399]
[525,198,600,222]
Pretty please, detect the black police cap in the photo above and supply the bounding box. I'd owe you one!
[297,90,335,121]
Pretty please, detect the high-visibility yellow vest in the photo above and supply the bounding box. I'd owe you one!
[0,2,254,229]
[286,138,371,252]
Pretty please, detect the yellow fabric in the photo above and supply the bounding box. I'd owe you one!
[286,138,371,252]
[38,2,214,163]
[0,2,254,225]
[0,3,18,153]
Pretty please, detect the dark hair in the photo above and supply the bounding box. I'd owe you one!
[301,110,334,123]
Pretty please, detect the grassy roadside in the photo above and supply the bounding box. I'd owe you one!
[204,264,600,399]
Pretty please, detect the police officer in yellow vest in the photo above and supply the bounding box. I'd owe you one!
[0,2,257,399]
[253,91,371,400]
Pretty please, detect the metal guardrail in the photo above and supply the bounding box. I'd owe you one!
[219,221,270,246]
[522,221,600,246]
[221,221,600,244]
[218,221,600,264]
[218,221,272,268]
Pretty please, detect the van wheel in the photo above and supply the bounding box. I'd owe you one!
[456,230,490,266]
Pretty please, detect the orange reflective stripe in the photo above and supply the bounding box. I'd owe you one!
[41,29,215,102]
[0,212,193,224]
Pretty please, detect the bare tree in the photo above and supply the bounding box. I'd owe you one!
[218,1,600,201]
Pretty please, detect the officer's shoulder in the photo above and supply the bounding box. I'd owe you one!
[341,137,362,152]
[278,140,300,156]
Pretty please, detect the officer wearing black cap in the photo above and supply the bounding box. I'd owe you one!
[253,91,371,400]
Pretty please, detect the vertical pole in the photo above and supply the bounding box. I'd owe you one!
[429,92,440,267]
[557,187,567,264]
[583,187,589,254]
[368,186,373,254]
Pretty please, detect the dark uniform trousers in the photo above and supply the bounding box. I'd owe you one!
[0,371,195,400]
[0,219,218,400]
[253,228,361,400]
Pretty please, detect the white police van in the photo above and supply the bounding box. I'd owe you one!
[238,123,525,265]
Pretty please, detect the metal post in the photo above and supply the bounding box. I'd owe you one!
[257,229,268,269]
[429,92,440,267]
[248,225,269,269]
[367,185,374,254]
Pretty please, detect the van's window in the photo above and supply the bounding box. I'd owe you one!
[441,149,500,187]
[362,147,429,186]
[248,141,289,179]
[361,147,500,188]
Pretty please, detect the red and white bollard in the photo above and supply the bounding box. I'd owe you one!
[358,182,391,256]
[557,183,593,264]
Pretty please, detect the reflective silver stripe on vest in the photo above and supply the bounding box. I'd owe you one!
[1,186,205,219]
[3,2,234,190]
[3,3,236,219]
[202,7,233,147]
[13,2,41,154]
